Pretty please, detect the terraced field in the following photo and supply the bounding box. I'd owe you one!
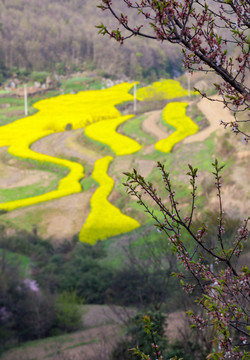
[0,78,247,243]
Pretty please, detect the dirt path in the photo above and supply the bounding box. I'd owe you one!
[183,95,233,143]
[141,96,234,146]
[141,110,172,155]
[142,110,170,140]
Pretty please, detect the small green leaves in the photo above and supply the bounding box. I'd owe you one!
[96,23,108,35]
[241,265,249,274]
[187,163,198,177]
[186,310,194,317]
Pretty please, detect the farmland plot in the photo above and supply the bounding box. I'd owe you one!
[0,79,202,243]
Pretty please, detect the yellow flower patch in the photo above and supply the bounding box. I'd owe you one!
[0,79,200,241]
[0,145,84,211]
[0,82,136,210]
[85,115,142,155]
[0,82,136,149]
[155,102,199,153]
[137,79,194,101]
[79,156,140,244]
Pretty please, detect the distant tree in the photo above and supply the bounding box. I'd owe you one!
[0,253,55,346]
[98,0,249,140]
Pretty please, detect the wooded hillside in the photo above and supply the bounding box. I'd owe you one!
[0,0,182,82]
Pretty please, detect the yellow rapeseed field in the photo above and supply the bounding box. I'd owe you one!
[155,102,199,153]
[85,115,142,155]
[0,79,200,242]
[0,146,84,211]
[79,156,140,244]
[137,79,195,101]
[0,83,136,211]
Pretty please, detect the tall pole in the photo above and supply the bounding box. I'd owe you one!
[133,83,137,113]
[24,84,28,116]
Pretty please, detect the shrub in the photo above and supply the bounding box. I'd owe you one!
[111,310,168,360]
[54,291,83,333]
[30,71,49,84]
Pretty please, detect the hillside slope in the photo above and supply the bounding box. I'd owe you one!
[0,79,248,242]
[0,0,182,81]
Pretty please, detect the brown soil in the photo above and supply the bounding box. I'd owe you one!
[0,169,55,190]
[165,311,189,341]
[135,159,156,178]
[40,190,95,242]
[0,146,57,191]
[32,129,101,166]
[4,189,95,242]
[141,110,173,155]
[112,157,133,176]
[142,110,170,140]
[82,304,135,327]
[184,95,233,143]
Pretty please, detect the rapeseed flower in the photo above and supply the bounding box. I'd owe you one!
[85,115,142,155]
[155,102,199,153]
[79,156,140,244]
[0,83,136,210]
[137,79,195,101]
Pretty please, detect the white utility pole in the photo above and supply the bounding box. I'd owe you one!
[133,83,137,112]
[24,84,28,116]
